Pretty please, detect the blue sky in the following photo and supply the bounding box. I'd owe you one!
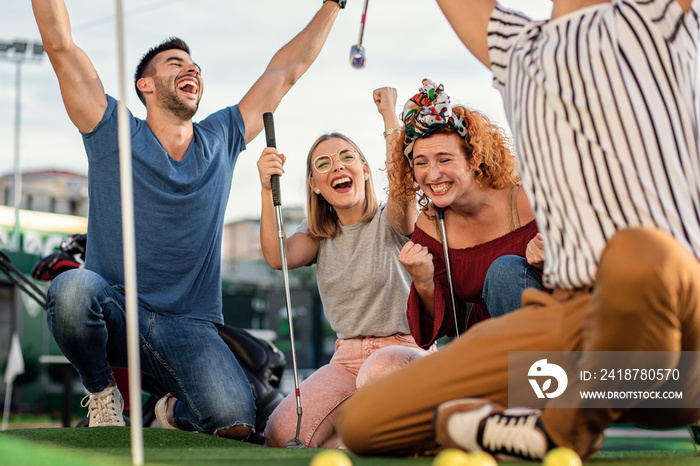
[0,0,551,223]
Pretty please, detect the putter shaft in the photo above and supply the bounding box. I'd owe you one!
[350,0,370,69]
[356,0,369,47]
[275,205,306,448]
[438,213,460,338]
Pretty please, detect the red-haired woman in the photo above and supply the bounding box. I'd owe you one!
[391,79,544,349]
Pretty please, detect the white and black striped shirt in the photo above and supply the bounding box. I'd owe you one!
[488,0,700,289]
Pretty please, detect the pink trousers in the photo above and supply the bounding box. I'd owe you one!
[264,333,435,448]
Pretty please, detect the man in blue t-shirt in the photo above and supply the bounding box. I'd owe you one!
[32,0,346,439]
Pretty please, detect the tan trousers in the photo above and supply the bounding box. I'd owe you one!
[338,228,700,457]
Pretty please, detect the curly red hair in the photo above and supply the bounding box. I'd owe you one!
[388,105,520,216]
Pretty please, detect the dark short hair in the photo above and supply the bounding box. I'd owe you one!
[134,37,190,105]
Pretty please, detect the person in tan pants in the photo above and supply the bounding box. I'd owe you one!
[338,0,700,460]
[338,227,700,458]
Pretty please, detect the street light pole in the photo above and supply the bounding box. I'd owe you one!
[0,40,44,431]
[0,40,44,252]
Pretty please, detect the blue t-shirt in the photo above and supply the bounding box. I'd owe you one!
[82,95,245,323]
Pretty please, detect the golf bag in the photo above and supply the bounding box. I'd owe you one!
[23,235,286,443]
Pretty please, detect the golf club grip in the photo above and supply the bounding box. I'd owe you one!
[263,112,282,206]
[270,176,281,206]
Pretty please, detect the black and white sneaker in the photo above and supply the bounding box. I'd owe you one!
[433,398,552,461]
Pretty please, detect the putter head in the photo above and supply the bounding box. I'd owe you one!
[350,44,366,69]
[284,437,306,449]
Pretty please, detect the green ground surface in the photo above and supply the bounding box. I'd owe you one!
[0,427,698,465]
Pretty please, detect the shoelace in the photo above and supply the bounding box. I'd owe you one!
[480,410,544,460]
[80,391,121,423]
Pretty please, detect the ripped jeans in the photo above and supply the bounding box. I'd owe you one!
[263,333,435,448]
[46,268,255,434]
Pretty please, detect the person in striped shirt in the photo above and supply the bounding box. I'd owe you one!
[337,0,700,461]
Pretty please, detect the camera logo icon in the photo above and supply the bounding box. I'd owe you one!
[528,359,568,399]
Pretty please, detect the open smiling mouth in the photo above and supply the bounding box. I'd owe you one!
[177,78,199,95]
[332,176,353,191]
[429,182,452,194]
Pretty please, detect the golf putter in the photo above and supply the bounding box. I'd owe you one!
[350,0,370,69]
[438,211,460,338]
[262,112,305,449]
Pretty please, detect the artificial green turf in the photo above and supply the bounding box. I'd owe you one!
[0,428,429,466]
[0,434,133,466]
[1,427,698,465]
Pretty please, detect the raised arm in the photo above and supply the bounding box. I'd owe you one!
[435,0,497,69]
[32,0,107,133]
[374,87,417,236]
[257,147,319,270]
[239,2,341,144]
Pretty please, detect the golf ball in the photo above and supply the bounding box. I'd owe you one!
[432,448,471,466]
[542,447,582,466]
[309,449,353,466]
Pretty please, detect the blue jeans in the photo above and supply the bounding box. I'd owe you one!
[46,268,255,433]
[482,255,543,318]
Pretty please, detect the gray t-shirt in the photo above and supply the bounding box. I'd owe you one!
[296,204,412,339]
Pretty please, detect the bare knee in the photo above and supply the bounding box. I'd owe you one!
[217,424,252,440]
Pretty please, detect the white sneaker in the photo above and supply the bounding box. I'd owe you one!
[155,393,178,430]
[434,398,549,461]
[80,385,125,427]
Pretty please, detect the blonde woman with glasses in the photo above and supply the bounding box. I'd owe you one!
[256,87,434,448]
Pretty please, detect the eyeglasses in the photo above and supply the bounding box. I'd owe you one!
[312,149,359,173]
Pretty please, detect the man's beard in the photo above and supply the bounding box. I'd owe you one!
[154,76,199,121]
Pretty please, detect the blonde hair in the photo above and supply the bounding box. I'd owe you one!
[388,105,520,219]
[305,133,379,240]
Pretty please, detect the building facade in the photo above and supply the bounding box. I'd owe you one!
[0,170,88,218]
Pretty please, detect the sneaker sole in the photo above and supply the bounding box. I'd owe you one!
[155,394,178,430]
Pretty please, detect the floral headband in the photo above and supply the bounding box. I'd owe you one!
[401,79,467,163]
